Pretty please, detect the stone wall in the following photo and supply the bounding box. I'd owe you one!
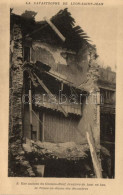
[9,22,35,177]
[10,24,23,136]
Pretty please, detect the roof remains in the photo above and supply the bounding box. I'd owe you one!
[27,8,92,51]
[11,8,95,52]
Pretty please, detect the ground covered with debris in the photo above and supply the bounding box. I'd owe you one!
[9,135,111,178]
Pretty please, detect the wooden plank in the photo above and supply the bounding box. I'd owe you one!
[86,131,102,178]
[44,17,65,42]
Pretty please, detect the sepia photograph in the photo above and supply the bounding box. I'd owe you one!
[8,4,116,179]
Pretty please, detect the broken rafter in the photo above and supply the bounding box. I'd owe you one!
[44,17,65,42]
[25,8,93,51]
[86,129,102,178]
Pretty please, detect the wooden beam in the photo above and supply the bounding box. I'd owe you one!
[32,109,43,125]
[44,17,65,42]
[86,130,102,178]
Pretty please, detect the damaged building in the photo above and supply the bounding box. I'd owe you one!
[9,8,116,178]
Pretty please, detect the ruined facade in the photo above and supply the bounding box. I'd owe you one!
[9,9,115,178]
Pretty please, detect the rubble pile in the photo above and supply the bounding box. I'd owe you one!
[9,136,35,177]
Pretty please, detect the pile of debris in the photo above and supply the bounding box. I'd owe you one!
[23,139,90,161]
[8,136,35,177]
